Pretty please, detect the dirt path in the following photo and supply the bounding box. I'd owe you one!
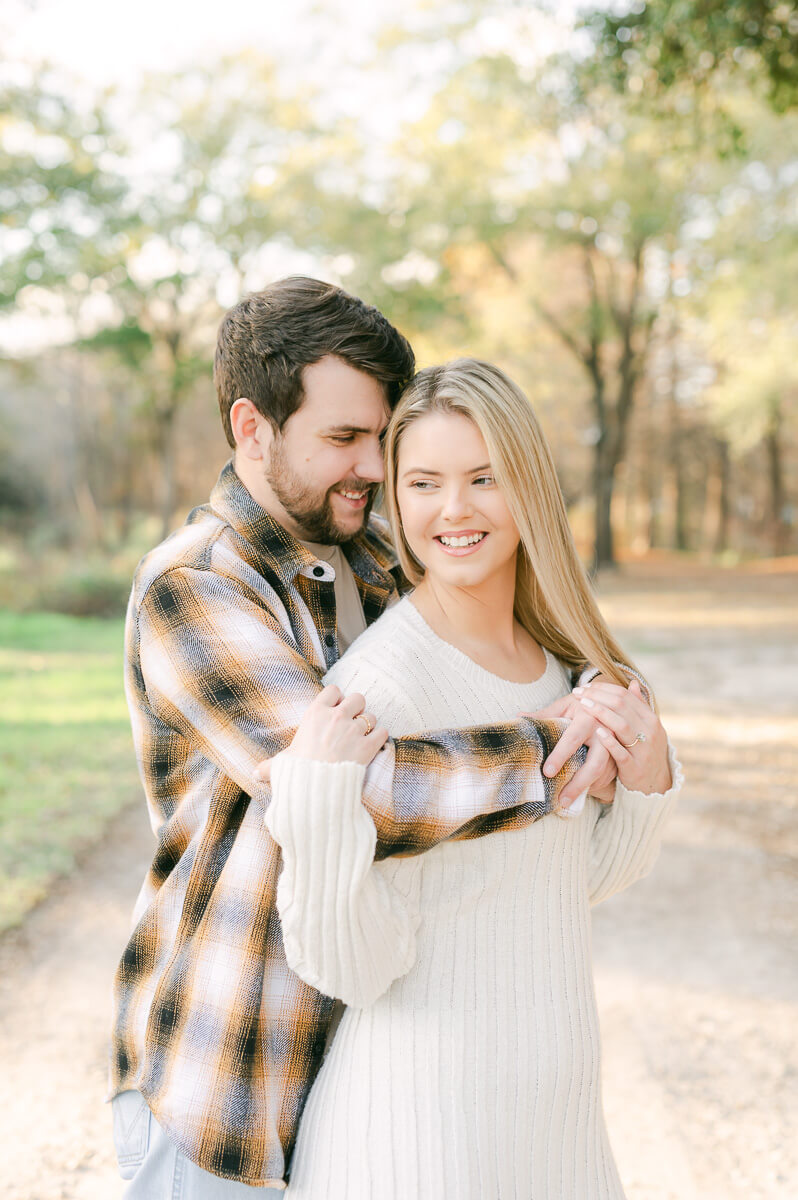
[1,563,796,1199]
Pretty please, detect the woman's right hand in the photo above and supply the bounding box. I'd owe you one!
[254,685,388,783]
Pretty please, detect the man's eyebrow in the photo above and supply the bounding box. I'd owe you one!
[401,463,491,479]
[321,424,380,435]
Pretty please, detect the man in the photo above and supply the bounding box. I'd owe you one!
[110,276,618,1197]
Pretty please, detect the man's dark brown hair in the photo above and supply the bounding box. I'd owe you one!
[214,276,415,447]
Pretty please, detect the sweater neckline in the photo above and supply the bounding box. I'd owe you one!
[397,594,561,696]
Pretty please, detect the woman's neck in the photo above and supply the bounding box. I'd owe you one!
[411,560,519,655]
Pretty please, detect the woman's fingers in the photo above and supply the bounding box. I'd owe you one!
[576,695,642,748]
[575,681,653,722]
[253,756,272,782]
[542,709,598,777]
[365,724,390,755]
[561,739,611,805]
[594,726,634,766]
[519,695,573,721]
[575,685,654,743]
[336,692,367,721]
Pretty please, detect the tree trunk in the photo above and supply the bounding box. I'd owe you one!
[159,410,178,542]
[593,419,619,569]
[668,390,689,552]
[764,397,788,556]
[665,313,689,552]
[713,438,730,555]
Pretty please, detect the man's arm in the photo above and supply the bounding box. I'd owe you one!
[137,565,590,857]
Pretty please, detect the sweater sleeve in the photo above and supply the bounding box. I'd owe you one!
[265,756,420,1007]
[587,741,684,906]
[264,657,427,1006]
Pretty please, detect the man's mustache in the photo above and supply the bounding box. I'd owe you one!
[331,479,377,496]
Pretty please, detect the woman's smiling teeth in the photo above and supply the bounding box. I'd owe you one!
[436,532,487,547]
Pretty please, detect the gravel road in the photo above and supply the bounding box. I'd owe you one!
[1,563,796,1199]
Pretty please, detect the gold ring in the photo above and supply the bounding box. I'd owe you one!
[355,714,373,735]
[623,731,647,749]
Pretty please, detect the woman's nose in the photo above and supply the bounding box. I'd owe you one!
[440,485,473,521]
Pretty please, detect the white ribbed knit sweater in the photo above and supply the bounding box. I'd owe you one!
[266,597,682,1200]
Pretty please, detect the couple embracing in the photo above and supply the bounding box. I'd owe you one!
[109,276,681,1199]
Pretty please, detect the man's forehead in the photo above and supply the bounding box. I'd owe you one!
[298,376,391,431]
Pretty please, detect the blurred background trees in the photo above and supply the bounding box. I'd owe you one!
[1,0,796,610]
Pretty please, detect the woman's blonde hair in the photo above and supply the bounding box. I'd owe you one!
[383,357,636,685]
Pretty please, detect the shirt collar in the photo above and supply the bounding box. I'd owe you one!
[208,460,398,590]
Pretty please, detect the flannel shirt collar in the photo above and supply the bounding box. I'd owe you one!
[208,459,398,591]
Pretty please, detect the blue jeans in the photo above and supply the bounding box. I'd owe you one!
[112,1091,285,1198]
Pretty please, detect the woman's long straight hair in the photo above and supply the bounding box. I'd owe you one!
[382,358,638,686]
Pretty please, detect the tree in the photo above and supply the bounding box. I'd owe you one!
[584,0,798,114]
[310,30,702,565]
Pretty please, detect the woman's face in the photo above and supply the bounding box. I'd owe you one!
[396,410,521,590]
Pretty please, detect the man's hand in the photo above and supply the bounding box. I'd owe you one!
[254,685,388,784]
[520,693,618,807]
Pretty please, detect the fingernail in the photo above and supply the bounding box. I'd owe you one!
[580,697,595,708]
[597,727,608,738]
[561,794,573,806]
[572,686,583,695]
[543,764,555,776]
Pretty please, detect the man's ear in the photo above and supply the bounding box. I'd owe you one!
[230,398,274,462]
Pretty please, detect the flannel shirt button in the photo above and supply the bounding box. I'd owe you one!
[312,565,325,577]
[324,633,335,648]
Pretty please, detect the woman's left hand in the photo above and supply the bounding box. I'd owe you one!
[573,679,672,796]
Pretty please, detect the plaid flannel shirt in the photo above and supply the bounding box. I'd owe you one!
[110,461,594,1188]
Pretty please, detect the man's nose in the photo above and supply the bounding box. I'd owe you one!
[355,437,385,484]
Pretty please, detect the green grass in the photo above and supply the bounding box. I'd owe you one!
[0,611,141,933]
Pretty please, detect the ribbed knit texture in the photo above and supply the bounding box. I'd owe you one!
[267,597,682,1200]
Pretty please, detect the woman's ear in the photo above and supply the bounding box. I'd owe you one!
[230,398,274,462]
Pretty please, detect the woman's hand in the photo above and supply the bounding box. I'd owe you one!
[254,685,388,783]
[573,679,672,795]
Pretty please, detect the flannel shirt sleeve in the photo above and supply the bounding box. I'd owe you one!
[137,566,322,802]
[137,565,586,854]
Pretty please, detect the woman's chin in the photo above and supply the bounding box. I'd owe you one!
[426,562,495,589]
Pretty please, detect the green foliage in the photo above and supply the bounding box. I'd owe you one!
[584,0,798,113]
[78,320,153,368]
[0,612,138,933]
[34,564,132,619]
[0,11,795,565]
[0,72,130,308]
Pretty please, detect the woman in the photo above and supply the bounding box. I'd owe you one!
[265,359,682,1199]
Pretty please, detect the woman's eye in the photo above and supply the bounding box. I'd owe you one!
[330,436,354,445]
[474,475,494,486]
[410,480,435,490]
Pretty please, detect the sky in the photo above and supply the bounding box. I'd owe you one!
[5,0,385,85]
[5,0,583,93]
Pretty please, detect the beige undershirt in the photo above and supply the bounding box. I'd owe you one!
[299,541,368,653]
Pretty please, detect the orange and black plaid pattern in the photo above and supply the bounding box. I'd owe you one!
[110,462,589,1187]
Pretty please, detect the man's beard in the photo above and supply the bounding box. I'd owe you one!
[265,439,376,544]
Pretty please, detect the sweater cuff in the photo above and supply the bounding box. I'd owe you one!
[614,740,684,807]
[577,661,654,709]
[265,756,368,845]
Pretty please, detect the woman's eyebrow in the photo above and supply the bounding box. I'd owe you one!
[401,463,491,479]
